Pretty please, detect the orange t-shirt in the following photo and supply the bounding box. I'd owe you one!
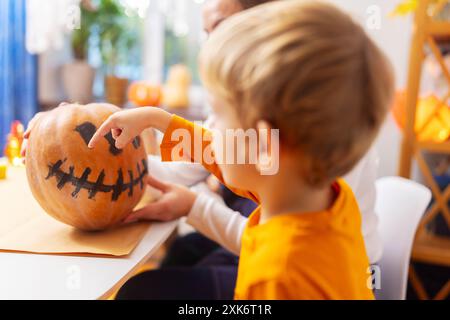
[160,115,374,300]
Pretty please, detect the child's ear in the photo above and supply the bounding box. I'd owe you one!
[255,120,279,176]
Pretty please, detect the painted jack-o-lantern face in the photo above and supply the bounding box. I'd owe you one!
[25,103,148,231]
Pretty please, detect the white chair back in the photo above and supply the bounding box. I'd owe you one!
[374,176,431,300]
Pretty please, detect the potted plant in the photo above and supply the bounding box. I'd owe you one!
[62,0,96,104]
[96,0,141,106]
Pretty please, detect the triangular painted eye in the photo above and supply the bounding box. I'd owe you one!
[75,122,97,146]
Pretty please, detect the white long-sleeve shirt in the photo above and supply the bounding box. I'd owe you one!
[147,146,382,263]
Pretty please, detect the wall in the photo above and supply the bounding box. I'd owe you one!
[331,0,414,177]
[37,39,71,106]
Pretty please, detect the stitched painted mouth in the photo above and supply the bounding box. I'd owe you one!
[45,158,148,201]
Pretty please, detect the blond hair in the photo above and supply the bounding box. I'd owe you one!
[200,0,394,186]
[237,0,276,9]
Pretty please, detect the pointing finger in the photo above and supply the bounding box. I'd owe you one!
[88,116,118,149]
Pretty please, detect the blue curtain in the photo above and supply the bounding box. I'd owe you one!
[0,0,38,154]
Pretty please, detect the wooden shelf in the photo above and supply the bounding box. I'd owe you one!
[412,231,450,267]
[428,21,450,36]
[417,141,450,153]
[398,0,450,300]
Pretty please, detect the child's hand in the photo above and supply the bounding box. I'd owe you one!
[21,111,47,161]
[88,108,150,149]
[123,175,197,224]
[88,107,172,149]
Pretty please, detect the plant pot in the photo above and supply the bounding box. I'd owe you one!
[62,60,95,104]
[104,75,129,107]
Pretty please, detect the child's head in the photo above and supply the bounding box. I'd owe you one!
[202,0,276,34]
[200,0,394,190]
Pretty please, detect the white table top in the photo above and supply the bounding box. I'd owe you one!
[0,220,177,300]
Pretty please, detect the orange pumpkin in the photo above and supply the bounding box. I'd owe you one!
[128,82,162,107]
[25,103,148,230]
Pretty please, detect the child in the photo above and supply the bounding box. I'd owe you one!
[89,0,394,299]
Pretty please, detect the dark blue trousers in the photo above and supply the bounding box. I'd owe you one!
[116,187,257,300]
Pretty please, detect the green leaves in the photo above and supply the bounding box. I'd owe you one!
[71,0,142,76]
[95,0,141,75]
[72,3,96,60]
